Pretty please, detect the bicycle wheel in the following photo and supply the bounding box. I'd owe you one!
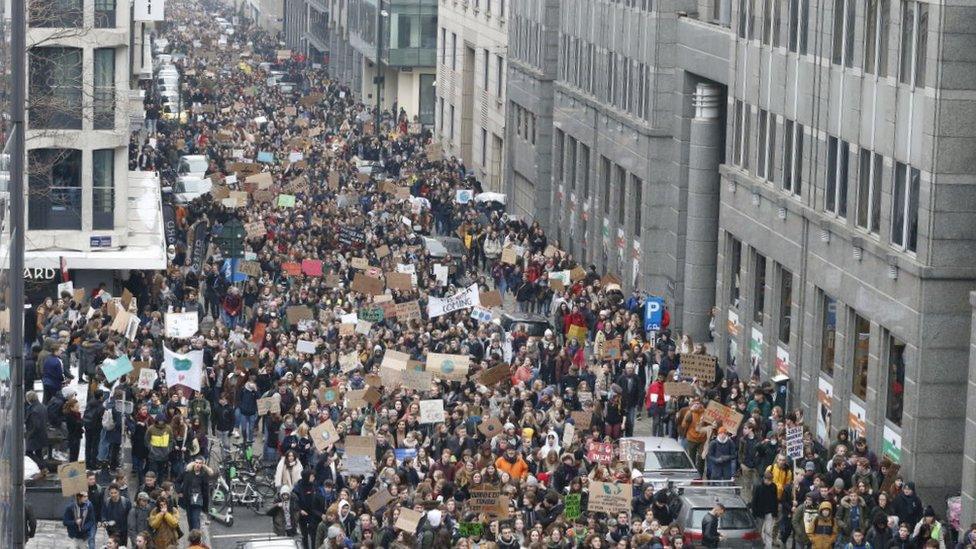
[254,481,277,501]
[249,492,265,515]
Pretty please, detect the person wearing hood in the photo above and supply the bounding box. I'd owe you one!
[865,514,894,549]
[495,446,529,480]
[127,492,152,548]
[336,499,356,536]
[145,415,173,479]
[911,506,945,549]
[267,485,301,537]
[809,501,839,549]
[293,470,324,549]
[552,453,578,493]
[893,482,923,530]
[418,509,450,549]
[836,490,870,545]
[705,425,737,480]
[537,430,561,461]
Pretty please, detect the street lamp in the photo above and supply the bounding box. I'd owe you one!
[375,4,389,132]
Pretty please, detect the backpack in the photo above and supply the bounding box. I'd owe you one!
[101,408,115,431]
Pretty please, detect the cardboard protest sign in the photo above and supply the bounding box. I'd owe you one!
[344,434,377,459]
[346,389,368,408]
[562,423,576,447]
[394,300,422,322]
[419,399,445,423]
[59,461,89,497]
[257,397,281,416]
[703,400,744,434]
[570,266,587,282]
[381,350,411,371]
[680,354,718,382]
[351,273,385,296]
[311,419,339,451]
[571,411,592,431]
[479,417,503,438]
[395,507,424,533]
[385,272,413,291]
[277,194,297,208]
[296,339,317,354]
[500,247,517,265]
[244,222,266,239]
[366,488,395,512]
[339,351,361,373]
[479,363,510,386]
[244,171,272,185]
[286,305,313,325]
[468,485,506,516]
[378,367,403,387]
[401,368,432,391]
[239,261,262,278]
[165,312,199,339]
[619,439,646,462]
[567,325,587,343]
[601,338,622,360]
[587,481,632,515]
[479,290,503,308]
[664,382,696,398]
[375,244,390,259]
[426,353,470,381]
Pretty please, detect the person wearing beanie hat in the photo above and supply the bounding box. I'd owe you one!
[894,480,923,530]
[911,505,945,547]
[127,491,152,548]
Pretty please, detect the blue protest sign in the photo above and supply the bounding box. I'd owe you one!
[222,259,247,283]
[102,355,134,382]
[643,296,664,332]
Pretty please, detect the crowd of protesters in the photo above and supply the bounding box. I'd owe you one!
[21,0,974,548]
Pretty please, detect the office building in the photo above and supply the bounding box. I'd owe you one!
[20,0,168,297]
[434,0,508,190]
[522,0,976,511]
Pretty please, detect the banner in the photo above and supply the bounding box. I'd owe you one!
[427,283,480,318]
[163,347,204,391]
[188,221,209,274]
[162,203,178,249]
[133,0,165,21]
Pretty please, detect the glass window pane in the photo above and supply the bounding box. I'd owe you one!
[915,4,927,86]
[821,295,837,376]
[730,238,742,309]
[885,336,906,425]
[753,254,766,325]
[899,2,914,84]
[852,314,871,400]
[94,48,116,130]
[93,149,115,230]
[865,0,877,73]
[778,268,792,344]
[892,163,906,247]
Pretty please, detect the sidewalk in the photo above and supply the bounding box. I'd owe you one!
[29,504,210,548]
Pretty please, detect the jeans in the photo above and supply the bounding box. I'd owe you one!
[625,406,637,436]
[648,404,666,436]
[187,504,203,531]
[761,513,775,548]
[236,410,257,443]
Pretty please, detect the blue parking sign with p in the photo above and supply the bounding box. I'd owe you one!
[644,297,664,332]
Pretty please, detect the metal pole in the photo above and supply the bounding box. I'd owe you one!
[374,0,382,132]
[11,0,28,537]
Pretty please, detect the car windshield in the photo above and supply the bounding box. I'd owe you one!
[645,450,695,470]
[690,508,755,530]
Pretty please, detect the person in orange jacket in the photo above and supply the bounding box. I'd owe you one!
[494,446,529,480]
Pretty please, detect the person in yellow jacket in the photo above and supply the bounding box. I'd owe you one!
[809,501,839,549]
[765,453,795,502]
[148,496,181,549]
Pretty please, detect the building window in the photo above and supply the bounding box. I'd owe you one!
[580,144,591,197]
[851,313,871,400]
[420,74,435,126]
[94,48,116,130]
[27,148,82,230]
[864,0,890,76]
[29,0,82,27]
[94,0,116,28]
[449,104,455,140]
[738,0,755,39]
[899,1,927,87]
[826,136,849,216]
[438,98,444,133]
[821,294,837,376]
[753,253,767,326]
[451,32,457,70]
[757,109,776,181]
[778,267,793,344]
[761,0,781,46]
[28,47,83,130]
[483,49,490,90]
[729,237,742,309]
[601,156,611,214]
[732,100,751,170]
[885,335,906,426]
[615,165,627,225]
[892,162,920,252]
[782,120,803,195]
[92,149,115,230]
[440,27,446,64]
[832,0,856,67]
[496,55,504,97]
[554,130,564,185]
[481,127,488,166]
[566,137,577,191]
[857,149,883,234]
[631,175,643,236]
[787,0,809,53]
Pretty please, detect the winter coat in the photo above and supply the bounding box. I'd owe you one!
[145,423,174,462]
[26,401,49,452]
[42,355,65,391]
[751,482,779,518]
[893,492,923,529]
[127,503,152,546]
[810,503,839,549]
[63,501,96,539]
[148,507,180,548]
[706,436,738,479]
[837,495,870,538]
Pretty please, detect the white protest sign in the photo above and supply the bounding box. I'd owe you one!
[165,312,199,338]
[427,283,480,318]
[419,400,445,423]
[297,339,317,354]
[786,426,804,459]
[137,368,158,390]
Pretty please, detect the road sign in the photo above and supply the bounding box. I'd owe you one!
[644,296,664,332]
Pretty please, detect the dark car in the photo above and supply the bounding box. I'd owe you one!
[500,312,553,338]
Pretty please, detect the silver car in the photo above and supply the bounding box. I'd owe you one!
[235,537,300,549]
[673,486,762,548]
[623,436,701,489]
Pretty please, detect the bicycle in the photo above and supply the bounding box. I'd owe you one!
[208,465,271,524]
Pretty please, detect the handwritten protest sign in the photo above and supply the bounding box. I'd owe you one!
[426,352,470,381]
[59,461,88,497]
[680,354,718,382]
[588,481,631,515]
[703,400,744,434]
[419,399,445,423]
[311,419,339,451]
[586,441,614,464]
[664,382,696,397]
[165,312,198,338]
[366,488,395,512]
[395,508,423,533]
[564,493,582,520]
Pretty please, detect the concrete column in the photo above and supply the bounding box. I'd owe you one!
[682,83,723,341]
[961,292,976,524]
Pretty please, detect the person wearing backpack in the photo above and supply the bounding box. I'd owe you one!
[98,483,131,542]
[418,509,451,549]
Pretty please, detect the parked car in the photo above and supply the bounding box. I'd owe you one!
[623,436,700,488]
[178,154,209,180]
[673,485,762,548]
[235,537,299,549]
[167,177,212,204]
[422,236,466,259]
[499,312,553,338]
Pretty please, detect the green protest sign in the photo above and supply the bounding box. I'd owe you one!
[458,522,484,537]
[564,493,582,520]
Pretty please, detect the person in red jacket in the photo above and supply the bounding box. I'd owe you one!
[645,373,668,435]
